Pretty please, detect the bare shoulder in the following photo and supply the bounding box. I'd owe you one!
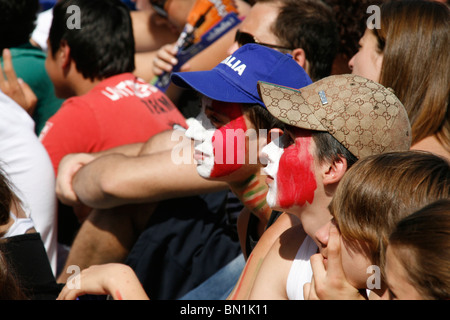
[247,220,307,299]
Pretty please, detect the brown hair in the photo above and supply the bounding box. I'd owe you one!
[0,168,14,226]
[0,168,28,300]
[389,199,450,300]
[373,0,450,148]
[329,151,450,282]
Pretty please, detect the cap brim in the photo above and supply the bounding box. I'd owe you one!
[257,81,327,131]
[171,69,262,105]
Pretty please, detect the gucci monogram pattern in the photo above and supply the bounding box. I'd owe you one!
[258,74,412,159]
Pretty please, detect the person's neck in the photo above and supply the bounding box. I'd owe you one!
[229,173,272,225]
[71,75,102,96]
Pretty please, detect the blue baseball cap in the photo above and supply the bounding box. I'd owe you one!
[170,43,312,107]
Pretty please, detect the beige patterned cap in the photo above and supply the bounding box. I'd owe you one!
[258,74,412,159]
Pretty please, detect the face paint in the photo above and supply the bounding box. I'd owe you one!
[262,132,317,210]
[261,136,284,209]
[185,98,248,179]
[210,100,247,178]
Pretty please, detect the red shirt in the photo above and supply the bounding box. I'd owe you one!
[40,73,187,174]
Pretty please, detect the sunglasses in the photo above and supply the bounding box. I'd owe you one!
[150,0,169,17]
[234,30,294,51]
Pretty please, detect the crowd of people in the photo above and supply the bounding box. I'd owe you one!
[0,0,448,301]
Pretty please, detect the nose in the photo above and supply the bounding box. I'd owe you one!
[314,220,332,250]
[185,117,207,142]
[348,54,355,72]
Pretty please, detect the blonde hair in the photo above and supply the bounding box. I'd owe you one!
[373,0,450,149]
[329,151,450,282]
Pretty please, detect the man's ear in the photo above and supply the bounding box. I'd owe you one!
[322,157,348,186]
[291,48,309,74]
[58,41,71,69]
[267,128,284,144]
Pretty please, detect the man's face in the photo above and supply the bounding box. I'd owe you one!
[262,128,318,212]
[185,97,251,180]
[227,1,281,55]
[45,42,73,99]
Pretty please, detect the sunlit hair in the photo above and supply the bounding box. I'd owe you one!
[329,151,450,283]
[388,199,450,300]
[372,0,450,148]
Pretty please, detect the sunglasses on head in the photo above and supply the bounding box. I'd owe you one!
[234,30,294,51]
[150,0,169,17]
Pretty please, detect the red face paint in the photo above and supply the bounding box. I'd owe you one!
[276,136,317,208]
[210,101,247,178]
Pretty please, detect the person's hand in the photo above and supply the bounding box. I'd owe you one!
[152,43,191,76]
[0,49,37,115]
[57,263,149,300]
[303,225,366,300]
[56,153,96,207]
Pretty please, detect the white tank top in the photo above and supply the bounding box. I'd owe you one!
[1,212,35,239]
[286,235,318,300]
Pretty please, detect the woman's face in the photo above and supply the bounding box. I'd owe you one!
[348,29,383,83]
[383,245,423,300]
[185,97,259,181]
[261,128,318,212]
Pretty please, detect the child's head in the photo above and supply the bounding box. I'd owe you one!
[258,74,412,214]
[48,0,135,84]
[172,44,312,182]
[385,199,450,300]
[325,151,450,290]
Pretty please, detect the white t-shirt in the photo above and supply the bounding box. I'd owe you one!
[286,235,318,300]
[0,91,57,275]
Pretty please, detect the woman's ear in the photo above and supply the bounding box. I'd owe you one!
[322,157,348,186]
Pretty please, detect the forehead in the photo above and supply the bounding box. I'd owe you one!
[239,2,279,38]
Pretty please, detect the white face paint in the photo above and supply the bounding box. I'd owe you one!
[185,105,216,179]
[260,135,284,209]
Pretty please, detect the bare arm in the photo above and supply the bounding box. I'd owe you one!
[72,140,227,209]
[57,263,149,300]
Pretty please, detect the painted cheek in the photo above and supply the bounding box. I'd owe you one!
[210,103,247,178]
[276,137,317,208]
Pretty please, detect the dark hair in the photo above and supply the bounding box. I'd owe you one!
[322,0,384,60]
[270,0,339,81]
[0,168,14,226]
[312,131,358,169]
[243,103,287,132]
[0,0,40,51]
[389,199,450,300]
[0,168,28,300]
[49,0,135,81]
